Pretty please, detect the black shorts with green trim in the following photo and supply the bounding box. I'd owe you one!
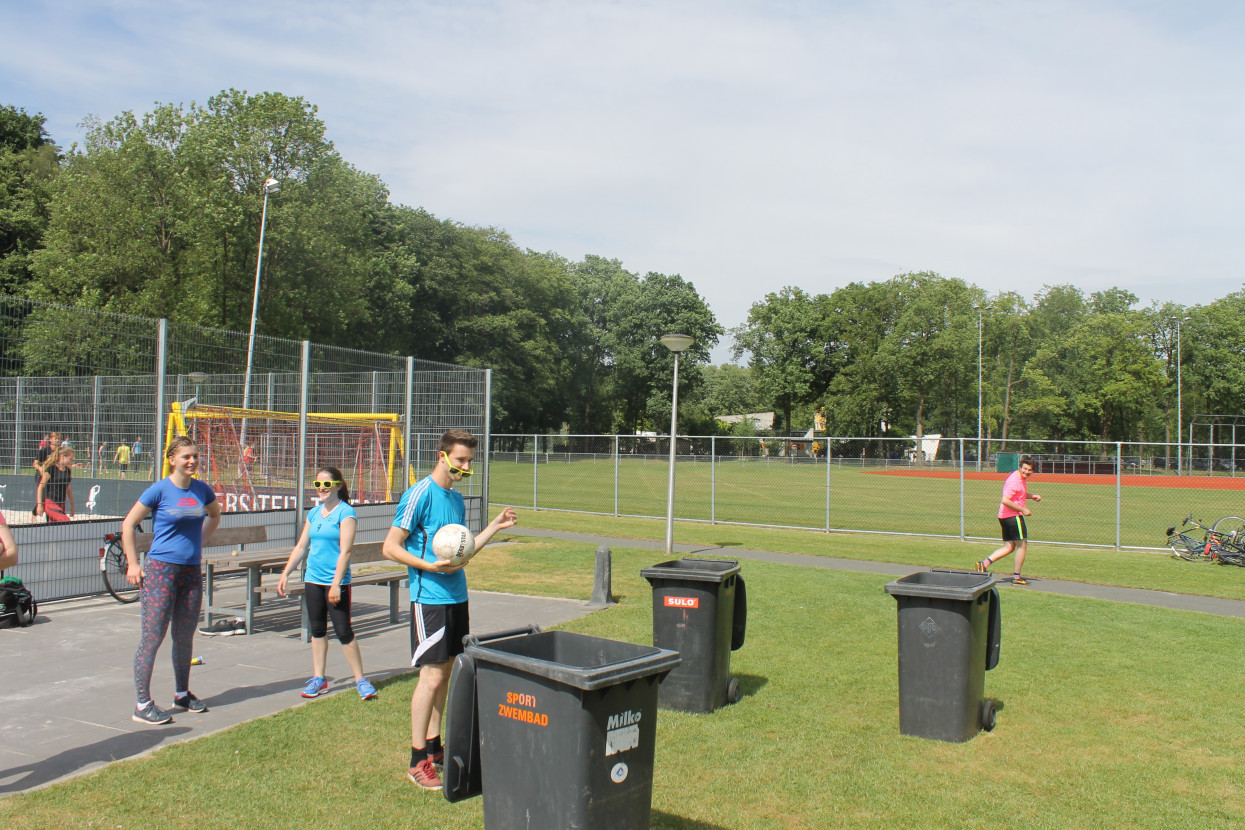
[999,515,1027,543]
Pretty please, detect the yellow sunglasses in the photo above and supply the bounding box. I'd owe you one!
[310,480,341,489]
[440,451,473,477]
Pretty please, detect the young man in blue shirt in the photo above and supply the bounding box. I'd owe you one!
[382,429,517,790]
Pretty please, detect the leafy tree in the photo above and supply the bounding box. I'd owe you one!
[28,91,380,353]
[0,105,58,293]
[876,272,976,437]
[980,291,1033,445]
[0,105,50,151]
[732,286,840,434]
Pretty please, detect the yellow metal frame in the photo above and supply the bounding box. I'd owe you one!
[164,402,411,499]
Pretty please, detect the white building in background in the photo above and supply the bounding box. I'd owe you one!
[715,412,776,431]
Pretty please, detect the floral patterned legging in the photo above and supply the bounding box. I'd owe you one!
[133,559,202,705]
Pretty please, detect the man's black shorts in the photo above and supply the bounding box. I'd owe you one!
[410,601,470,667]
[999,515,1027,543]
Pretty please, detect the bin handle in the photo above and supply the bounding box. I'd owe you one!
[463,625,541,648]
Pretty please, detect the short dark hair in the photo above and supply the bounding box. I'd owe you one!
[438,429,477,455]
[1018,455,1035,470]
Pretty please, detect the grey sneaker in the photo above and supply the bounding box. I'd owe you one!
[173,692,208,713]
[199,619,240,636]
[232,618,248,635]
[132,701,173,725]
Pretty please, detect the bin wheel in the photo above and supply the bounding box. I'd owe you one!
[980,700,997,732]
[726,676,741,705]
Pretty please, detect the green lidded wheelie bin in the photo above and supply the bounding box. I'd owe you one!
[883,568,1001,742]
[441,626,680,829]
[640,557,747,713]
[996,452,1020,473]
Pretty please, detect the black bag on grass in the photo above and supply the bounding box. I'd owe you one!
[0,575,37,628]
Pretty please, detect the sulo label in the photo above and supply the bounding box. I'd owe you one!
[664,596,699,608]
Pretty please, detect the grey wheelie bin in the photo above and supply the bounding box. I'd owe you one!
[441,626,681,830]
[640,557,747,713]
[883,569,1001,742]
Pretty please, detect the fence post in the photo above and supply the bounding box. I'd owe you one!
[296,341,310,542]
[13,376,20,475]
[1116,441,1122,550]
[153,318,168,479]
[613,434,619,517]
[711,435,716,524]
[532,434,539,510]
[825,436,831,532]
[404,356,414,487]
[482,368,492,520]
[959,438,966,541]
[90,375,101,477]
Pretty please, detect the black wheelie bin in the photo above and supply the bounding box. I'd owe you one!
[641,557,747,713]
[883,568,1001,742]
[441,626,680,830]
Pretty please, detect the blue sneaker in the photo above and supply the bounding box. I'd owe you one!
[301,676,328,698]
[357,678,378,700]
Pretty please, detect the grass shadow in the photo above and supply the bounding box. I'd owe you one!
[735,673,769,700]
[651,811,733,828]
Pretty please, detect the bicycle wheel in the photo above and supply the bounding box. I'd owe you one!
[1212,516,1245,541]
[102,543,140,603]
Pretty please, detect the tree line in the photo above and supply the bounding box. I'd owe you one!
[1,95,1238,441]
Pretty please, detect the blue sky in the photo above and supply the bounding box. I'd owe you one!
[3,1,1244,362]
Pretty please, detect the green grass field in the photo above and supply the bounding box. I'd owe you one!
[2,521,1242,829]
[489,457,1245,550]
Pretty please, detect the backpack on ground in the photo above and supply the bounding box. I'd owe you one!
[0,575,37,628]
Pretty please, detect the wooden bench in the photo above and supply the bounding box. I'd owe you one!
[131,525,272,634]
[251,541,407,642]
[131,524,268,555]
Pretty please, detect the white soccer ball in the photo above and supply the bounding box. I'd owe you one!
[432,523,476,565]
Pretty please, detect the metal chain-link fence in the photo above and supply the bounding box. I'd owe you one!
[0,295,490,601]
[490,434,1245,551]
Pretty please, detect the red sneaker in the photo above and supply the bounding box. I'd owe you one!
[407,758,442,790]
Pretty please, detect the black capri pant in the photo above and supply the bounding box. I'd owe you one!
[304,582,355,645]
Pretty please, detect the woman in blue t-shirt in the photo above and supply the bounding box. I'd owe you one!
[277,466,377,701]
[122,436,222,725]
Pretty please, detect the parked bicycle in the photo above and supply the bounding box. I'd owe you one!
[1165,515,1245,563]
[99,526,144,603]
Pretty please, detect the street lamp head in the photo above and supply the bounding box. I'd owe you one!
[263,177,280,194]
[660,333,694,353]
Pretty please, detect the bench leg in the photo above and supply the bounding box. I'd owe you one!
[203,563,215,627]
[244,566,260,634]
[389,580,401,624]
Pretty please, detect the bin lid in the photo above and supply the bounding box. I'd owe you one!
[883,568,997,600]
[641,557,741,584]
[466,630,681,691]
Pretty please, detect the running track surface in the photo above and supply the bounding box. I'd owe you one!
[868,470,1245,489]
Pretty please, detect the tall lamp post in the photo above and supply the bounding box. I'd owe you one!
[1177,317,1184,476]
[661,333,694,557]
[974,304,988,471]
[241,177,280,447]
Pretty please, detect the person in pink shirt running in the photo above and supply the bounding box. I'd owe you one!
[976,456,1042,585]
